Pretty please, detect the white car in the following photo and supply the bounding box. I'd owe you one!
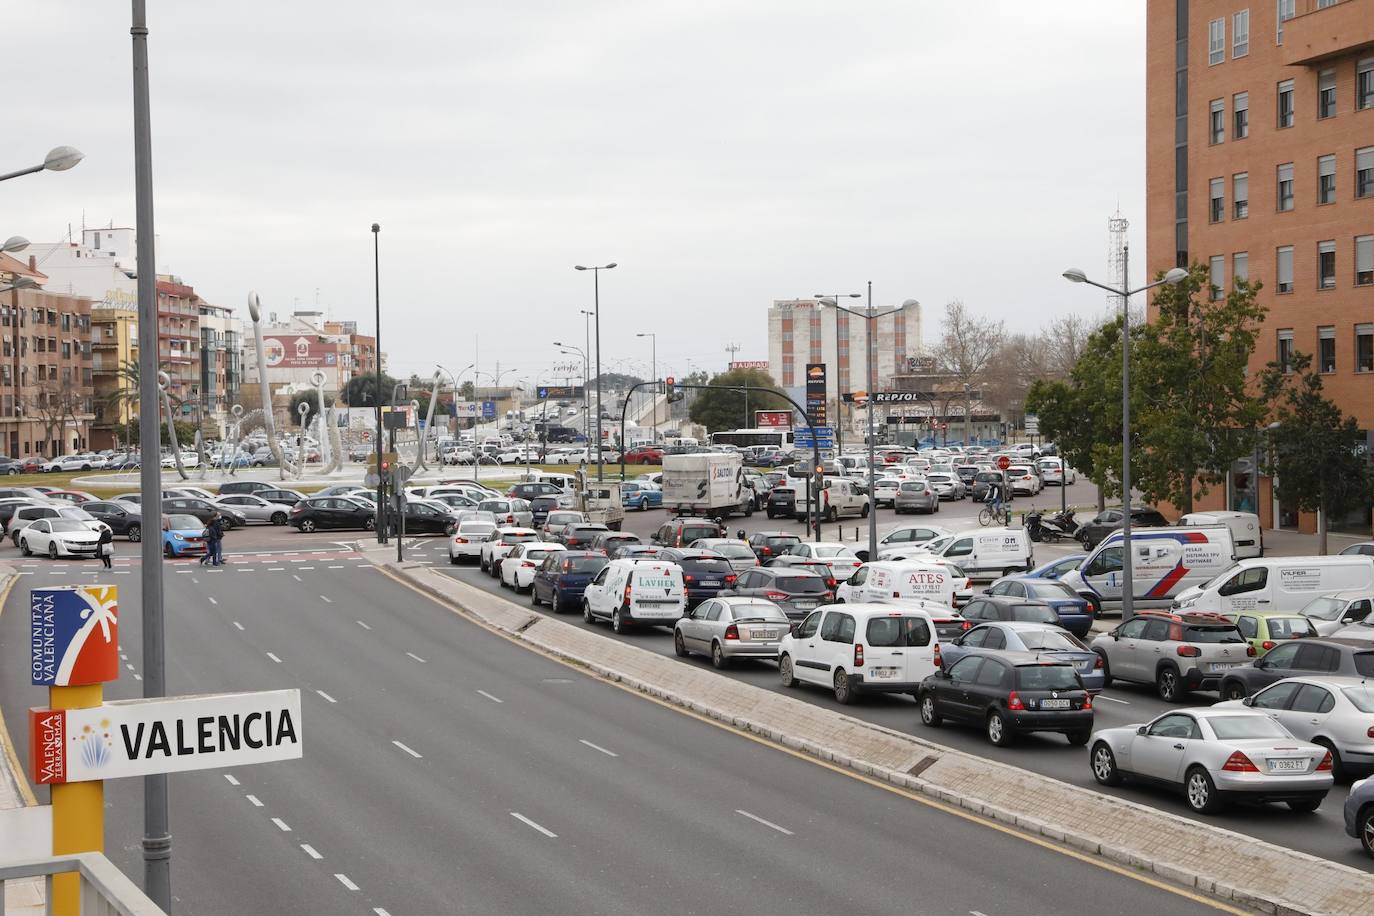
[478,498,534,528]
[925,473,966,500]
[10,505,109,545]
[214,494,294,525]
[41,454,107,472]
[778,603,945,704]
[1217,676,1374,779]
[581,559,687,632]
[862,524,952,561]
[479,527,540,575]
[1037,457,1077,486]
[782,542,863,578]
[159,452,200,469]
[19,518,104,559]
[449,520,497,564]
[1005,465,1042,495]
[871,478,901,507]
[499,541,566,591]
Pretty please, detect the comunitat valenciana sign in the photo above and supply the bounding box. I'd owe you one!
[30,689,302,785]
[31,586,119,687]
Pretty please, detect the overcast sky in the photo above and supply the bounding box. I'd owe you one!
[5,1,1145,387]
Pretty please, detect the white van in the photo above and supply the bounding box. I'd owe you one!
[581,559,687,631]
[1174,555,1374,615]
[837,560,959,607]
[1059,525,1235,618]
[811,477,870,522]
[777,603,945,703]
[920,527,1033,581]
[1178,510,1262,559]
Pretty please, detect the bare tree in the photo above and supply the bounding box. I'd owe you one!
[938,300,1005,386]
[28,375,85,456]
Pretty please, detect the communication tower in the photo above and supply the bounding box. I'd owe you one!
[1107,210,1129,313]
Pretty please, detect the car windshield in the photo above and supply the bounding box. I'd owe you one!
[764,537,800,549]
[777,574,827,594]
[899,482,925,492]
[1010,604,1058,623]
[1018,629,1087,651]
[683,525,719,541]
[1207,716,1289,740]
[547,513,581,525]
[729,603,788,622]
[49,520,89,533]
[1298,597,1347,621]
[1181,625,1245,643]
[167,515,201,530]
[1267,616,1316,639]
[1016,665,1080,691]
[503,533,538,543]
[813,546,854,559]
[682,557,733,575]
[866,616,931,647]
[1024,581,1079,600]
[525,549,556,561]
[711,544,755,560]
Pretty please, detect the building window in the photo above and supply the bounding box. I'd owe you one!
[1319,240,1337,289]
[1318,154,1336,204]
[1234,251,1249,286]
[1357,235,1373,286]
[1319,326,1337,373]
[1277,162,1295,210]
[1209,18,1225,64]
[1358,324,1374,372]
[1277,0,1295,44]
[1278,329,1294,372]
[1278,79,1295,127]
[1319,69,1337,119]
[1277,245,1294,293]
[1233,9,1249,57]
[1209,98,1225,143]
[1359,58,1374,110]
[1232,172,1248,218]
[1233,91,1249,137]
[1209,256,1226,300]
[1209,177,1225,222]
[1358,146,1374,199]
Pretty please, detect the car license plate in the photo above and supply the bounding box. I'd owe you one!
[793,600,817,608]
[870,666,899,679]
[700,580,720,587]
[749,628,777,640]
[1268,758,1306,772]
[1041,698,1071,709]
[1209,662,1240,672]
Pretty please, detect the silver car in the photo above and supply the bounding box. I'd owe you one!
[690,538,759,573]
[1217,676,1374,780]
[674,597,790,668]
[1298,592,1374,636]
[925,472,966,501]
[894,479,939,515]
[478,498,533,528]
[214,494,293,525]
[1089,707,1333,814]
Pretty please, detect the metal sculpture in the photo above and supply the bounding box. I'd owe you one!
[221,404,244,476]
[158,370,189,481]
[247,291,296,479]
[417,370,443,472]
[313,369,344,477]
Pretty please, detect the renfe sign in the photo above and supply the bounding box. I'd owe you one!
[30,689,302,785]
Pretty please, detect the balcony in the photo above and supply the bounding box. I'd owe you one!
[1282,0,1374,65]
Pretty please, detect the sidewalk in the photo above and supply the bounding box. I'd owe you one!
[0,566,44,916]
[368,545,1374,916]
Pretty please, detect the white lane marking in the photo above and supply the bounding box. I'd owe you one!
[320,595,333,603]
[392,740,422,758]
[16,572,31,576]
[476,690,503,704]
[121,653,128,660]
[191,577,199,585]
[133,674,142,681]
[300,566,315,570]
[246,794,263,807]
[328,565,345,569]
[266,652,283,664]
[301,844,322,859]
[292,574,302,582]
[115,571,129,575]
[735,809,793,835]
[271,817,292,832]
[334,873,359,891]
[578,739,618,758]
[406,652,426,664]
[224,774,240,786]
[356,620,372,630]
[174,569,190,574]
[232,621,244,631]
[316,690,337,704]
[125,663,135,671]
[971,911,990,916]
[373,909,393,916]
[509,812,557,838]
[207,596,218,605]
[267,567,285,571]
[1095,694,1130,705]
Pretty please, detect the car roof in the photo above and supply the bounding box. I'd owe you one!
[1312,637,1374,651]
[1268,675,1369,689]
[767,567,822,578]
[496,526,538,534]
[960,649,1075,667]
[986,620,1071,631]
[826,602,939,619]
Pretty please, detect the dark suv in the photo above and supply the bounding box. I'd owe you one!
[745,531,802,562]
[765,485,797,519]
[1077,507,1171,549]
[651,517,726,549]
[1219,638,1374,699]
[725,566,832,620]
[660,547,739,605]
[509,482,564,501]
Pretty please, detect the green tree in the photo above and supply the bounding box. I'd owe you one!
[339,372,398,408]
[289,389,334,427]
[1260,351,1373,554]
[104,359,181,424]
[687,368,791,432]
[113,417,200,449]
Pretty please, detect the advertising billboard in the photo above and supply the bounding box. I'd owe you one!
[729,360,770,371]
[805,363,827,425]
[262,334,338,369]
[754,410,792,429]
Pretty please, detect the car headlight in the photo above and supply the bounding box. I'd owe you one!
[172,533,185,541]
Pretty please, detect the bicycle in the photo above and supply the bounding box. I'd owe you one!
[979,503,1009,527]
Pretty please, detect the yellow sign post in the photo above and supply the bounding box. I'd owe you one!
[49,683,103,915]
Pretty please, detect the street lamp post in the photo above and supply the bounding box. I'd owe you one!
[580,310,593,442]
[0,145,84,183]
[636,332,657,443]
[1063,249,1188,620]
[372,223,385,544]
[815,293,861,452]
[554,341,588,441]
[575,263,616,481]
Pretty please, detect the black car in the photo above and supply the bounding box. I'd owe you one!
[562,523,610,549]
[725,566,830,619]
[970,471,1008,503]
[529,495,561,526]
[289,496,376,532]
[82,500,147,541]
[1076,507,1171,549]
[651,517,726,549]
[387,501,454,535]
[959,596,1064,628]
[765,555,838,589]
[765,486,797,519]
[1219,637,1374,699]
[218,481,275,497]
[530,550,609,613]
[660,547,739,605]
[509,482,564,501]
[918,651,1094,746]
[591,531,642,555]
[161,497,247,529]
[745,531,802,562]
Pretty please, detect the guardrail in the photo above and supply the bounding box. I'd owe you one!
[0,853,166,916]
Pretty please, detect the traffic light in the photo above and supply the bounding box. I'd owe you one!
[813,464,825,492]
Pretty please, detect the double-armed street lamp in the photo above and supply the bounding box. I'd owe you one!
[1062,252,1188,619]
[574,262,616,480]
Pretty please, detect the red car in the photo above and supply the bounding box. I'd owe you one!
[623,446,664,465]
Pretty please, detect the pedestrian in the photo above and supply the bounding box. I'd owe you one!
[209,512,226,566]
[97,525,114,570]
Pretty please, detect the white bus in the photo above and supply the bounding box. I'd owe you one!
[708,428,795,450]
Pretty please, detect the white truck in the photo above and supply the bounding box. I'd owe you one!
[661,453,754,518]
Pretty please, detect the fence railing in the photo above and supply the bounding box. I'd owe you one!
[0,853,166,916]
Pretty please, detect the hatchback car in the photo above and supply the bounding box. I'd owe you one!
[870,478,901,508]
[725,566,831,620]
[542,510,586,542]
[218,480,274,496]
[765,485,797,519]
[674,596,790,668]
[214,494,293,526]
[919,652,1094,746]
[744,531,802,562]
[653,517,726,549]
[591,531,642,556]
[478,498,533,528]
[1077,507,1171,549]
[162,497,247,529]
[562,523,611,549]
[894,479,939,515]
[289,496,376,532]
[530,550,610,612]
[449,520,498,563]
[499,542,566,591]
[620,481,663,511]
[479,527,541,575]
[1221,610,1320,657]
[688,538,759,573]
[1217,637,1374,700]
[926,473,966,501]
[941,622,1106,693]
[81,500,147,541]
[984,577,1093,637]
[660,547,740,606]
[959,596,1063,629]
[161,513,209,559]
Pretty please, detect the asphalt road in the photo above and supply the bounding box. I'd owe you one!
[0,524,1231,915]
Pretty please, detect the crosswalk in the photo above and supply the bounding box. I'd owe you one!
[12,548,375,576]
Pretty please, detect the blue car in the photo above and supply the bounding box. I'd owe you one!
[1024,554,1086,580]
[161,513,208,559]
[984,576,1094,637]
[621,481,663,511]
[1345,775,1374,859]
[530,550,610,613]
[940,621,1106,693]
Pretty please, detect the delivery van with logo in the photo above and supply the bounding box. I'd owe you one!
[836,560,959,607]
[1059,525,1235,619]
[921,527,1033,580]
[581,558,688,631]
[1173,555,1374,615]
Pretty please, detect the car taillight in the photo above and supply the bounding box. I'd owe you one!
[724,624,739,641]
[1176,645,1200,657]
[822,591,833,600]
[521,561,535,568]
[1317,751,1334,771]
[1094,655,1104,669]
[623,584,632,602]
[1261,640,1276,651]
[932,642,942,667]
[1007,691,1025,711]
[1222,751,1259,772]
[1246,645,1257,656]
[725,574,737,584]
[1367,726,1374,738]
[854,643,864,666]
[454,537,467,544]
[1083,695,1093,709]
[826,578,837,589]
[506,515,515,523]
[764,591,789,601]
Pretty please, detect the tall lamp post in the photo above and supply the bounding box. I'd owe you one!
[1063,252,1188,620]
[815,292,861,452]
[636,332,657,443]
[820,288,918,561]
[580,310,593,440]
[0,145,84,183]
[372,223,385,544]
[554,341,588,441]
[575,262,616,480]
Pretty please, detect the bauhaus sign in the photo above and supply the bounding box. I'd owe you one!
[30,689,302,785]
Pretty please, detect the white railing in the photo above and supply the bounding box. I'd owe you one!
[0,853,166,916]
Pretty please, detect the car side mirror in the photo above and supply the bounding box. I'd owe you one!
[789,621,799,636]
[981,588,991,595]
[1342,617,1354,625]
[1241,696,1254,707]
[1136,726,1147,736]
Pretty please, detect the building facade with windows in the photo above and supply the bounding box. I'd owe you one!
[1148,0,1374,531]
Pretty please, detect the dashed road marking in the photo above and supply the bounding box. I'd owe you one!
[392,740,422,759]
[356,620,371,630]
[232,621,244,631]
[271,817,292,832]
[246,794,263,807]
[320,595,332,603]
[510,812,557,838]
[476,690,503,704]
[735,809,793,835]
[224,774,240,786]
[207,596,218,605]
[406,652,426,663]
[334,874,359,891]
[266,652,283,664]
[301,844,322,859]
[578,739,618,758]
[316,690,337,704]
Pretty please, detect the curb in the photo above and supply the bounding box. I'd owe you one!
[377,557,1359,916]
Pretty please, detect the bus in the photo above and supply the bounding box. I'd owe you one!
[707,428,795,450]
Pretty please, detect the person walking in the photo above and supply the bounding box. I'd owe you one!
[97,525,114,569]
[203,512,225,567]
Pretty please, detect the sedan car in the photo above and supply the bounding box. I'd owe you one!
[288,496,376,532]
[162,497,247,530]
[925,473,966,501]
[918,652,1094,746]
[19,518,103,559]
[894,479,940,515]
[781,542,863,579]
[214,494,293,525]
[1298,592,1374,636]
[1218,676,1374,780]
[252,488,308,507]
[674,597,790,668]
[449,520,498,564]
[959,596,1063,629]
[161,513,209,559]
[941,622,1106,693]
[499,542,566,591]
[984,577,1093,637]
[620,481,663,511]
[870,478,901,508]
[1089,708,1333,814]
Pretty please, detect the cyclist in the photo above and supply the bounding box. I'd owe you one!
[985,474,1007,523]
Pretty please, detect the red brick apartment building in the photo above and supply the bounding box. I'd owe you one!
[1148,0,1374,533]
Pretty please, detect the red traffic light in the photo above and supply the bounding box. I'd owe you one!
[380,461,391,471]
[665,376,675,386]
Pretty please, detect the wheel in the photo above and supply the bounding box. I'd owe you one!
[1067,730,1091,747]
[19,539,30,557]
[1029,528,1042,542]
[711,641,730,669]
[164,543,174,559]
[48,543,58,560]
[300,519,317,533]
[979,508,993,526]
[1184,766,1223,814]
[861,503,870,518]
[1286,797,1322,813]
[1156,666,1183,703]
[1090,743,1124,786]
[825,506,837,523]
[362,517,375,531]
[449,554,458,565]
[5,468,14,475]
[1221,679,1246,701]
[778,653,798,688]
[612,606,628,634]
[530,586,541,607]
[1360,807,1374,858]
[987,710,1014,746]
[833,668,854,704]
[1314,739,1347,782]
[550,591,563,613]
[270,512,287,526]
[919,694,942,727]
[479,556,489,573]
[673,630,689,657]
[1095,650,1113,688]
[583,600,595,624]
[9,532,17,548]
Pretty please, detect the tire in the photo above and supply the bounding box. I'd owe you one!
[449,554,458,565]
[861,503,870,518]
[1286,797,1322,813]
[1156,665,1183,703]
[300,519,317,533]
[19,539,30,557]
[164,543,174,559]
[1184,766,1223,814]
[987,710,1014,746]
[9,532,17,548]
[362,517,375,531]
[1067,730,1091,747]
[1359,807,1374,859]
[673,630,689,657]
[271,512,287,526]
[1092,743,1124,787]
[825,506,837,523]
[711,641,731,669]
[583,600,595,624]
[612,606,628,634]
[530,586,541,607]
[979,508,993,526]
[1095,650,1113,688]
[779,654,797,688]
[479,557,489,573]
[550,591,563,614]
[48,543,58,560]
[1221,679,1246,701]
[832,668,854,705]
[919,694,942,727]
[5,468,14,475]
